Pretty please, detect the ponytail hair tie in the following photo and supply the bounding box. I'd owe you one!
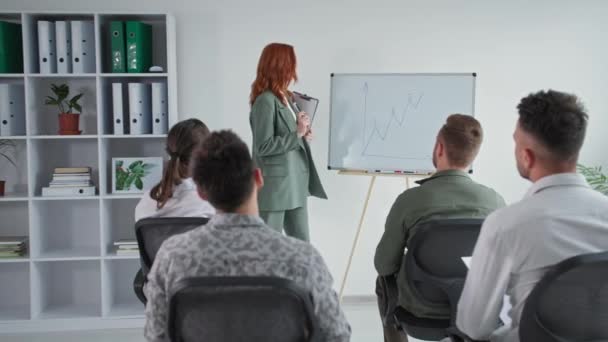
[168,151,181,160]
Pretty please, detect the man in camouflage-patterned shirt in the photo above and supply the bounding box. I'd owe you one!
[144,130,351,342]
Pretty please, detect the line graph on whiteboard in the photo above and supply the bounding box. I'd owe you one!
[360,82,429,160]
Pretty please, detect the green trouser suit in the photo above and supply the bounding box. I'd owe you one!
[250,91,327,241]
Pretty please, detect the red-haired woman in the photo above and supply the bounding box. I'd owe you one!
[249,43,326,242]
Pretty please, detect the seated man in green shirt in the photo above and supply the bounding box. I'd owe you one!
[374,114,506,342]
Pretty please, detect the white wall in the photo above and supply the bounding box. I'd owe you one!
[5,0,608,296]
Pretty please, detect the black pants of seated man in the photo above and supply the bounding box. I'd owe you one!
[376,277,409,342]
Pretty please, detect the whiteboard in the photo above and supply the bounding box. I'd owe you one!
[328,73,476,173]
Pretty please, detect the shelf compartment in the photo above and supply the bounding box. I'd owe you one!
[26,76,98,135]
[102,258,143,317]
[32,260,101,319]
[0,138,28,196]
[30,199,100,258]
[98,14,167,74]
[100,137,164,195]
[29,138,99,196]
[98,75,168,135]
[22,14,96,75]
[101,198,138,256]
[0,263,30,320]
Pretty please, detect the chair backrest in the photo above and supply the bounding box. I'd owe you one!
[135,217,209,275]
[404,219,484,318]
[520,251,608,342]
[168,276,318,342]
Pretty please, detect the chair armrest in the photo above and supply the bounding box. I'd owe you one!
[378,275,400,326]
[133,268,147,304]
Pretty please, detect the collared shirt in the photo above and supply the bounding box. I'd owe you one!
[144,213,351,342]
[457,173,608,342]
[374,169,505,318]
[134,178,215,222]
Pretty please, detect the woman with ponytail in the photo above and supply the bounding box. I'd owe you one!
[135,119,215,221]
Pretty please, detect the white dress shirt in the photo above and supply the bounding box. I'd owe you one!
[456,173,608,342]
[135,178,215,222]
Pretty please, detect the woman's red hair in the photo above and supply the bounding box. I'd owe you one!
[250,43,298,106]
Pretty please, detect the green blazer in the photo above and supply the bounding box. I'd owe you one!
[250,91,327,211]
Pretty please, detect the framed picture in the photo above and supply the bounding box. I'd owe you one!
[111,157,163,194]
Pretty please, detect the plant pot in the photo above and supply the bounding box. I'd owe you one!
[58,113,81,135]
[0,180,5,196]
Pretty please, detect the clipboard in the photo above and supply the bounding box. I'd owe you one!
[293,91,319,124]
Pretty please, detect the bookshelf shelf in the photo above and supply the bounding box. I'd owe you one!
[0,11,177,331]
[0,135,27,140]
[101,193,143,199]
[0,257,30,263]
[103,254,139,260]
[31,195,100,201]
[0,74,25,78]
[101,134,167,139]
[35,249,101,261]
[29,135,99,140]
[100,73,168,77]
[27,73,96,78]
[0,194,29,202]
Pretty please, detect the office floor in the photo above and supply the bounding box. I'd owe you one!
[0,301,428,342]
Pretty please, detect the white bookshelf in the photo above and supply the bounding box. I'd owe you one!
[0,11,177,331]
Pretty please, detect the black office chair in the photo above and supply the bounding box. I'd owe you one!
[520,251,608,342]
[133,217,210,304]
[168,276,319,342]
[380,219,484,341]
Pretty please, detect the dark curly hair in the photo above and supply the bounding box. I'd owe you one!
[517,90,588,161]
[191,130,255,212]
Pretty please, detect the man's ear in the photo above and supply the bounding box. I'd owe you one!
[196,186,209,201]
[436,139,445,157]
[253,168,264,189]
[524,147,535,170]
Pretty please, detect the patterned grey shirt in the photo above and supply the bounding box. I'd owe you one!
[144,213,351,342]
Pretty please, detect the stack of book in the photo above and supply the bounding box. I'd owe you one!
[0,236,28,258]
[42,167,96,197]
[114,240,139,256]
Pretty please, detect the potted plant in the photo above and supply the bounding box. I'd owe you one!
[578,164,608,195]
[0,139,16,196]
[44,83,84,135]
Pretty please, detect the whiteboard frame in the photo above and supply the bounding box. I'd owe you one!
[327,72,477,172]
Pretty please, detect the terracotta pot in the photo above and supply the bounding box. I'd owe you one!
[0,180,5,196]
[58,113,81,135]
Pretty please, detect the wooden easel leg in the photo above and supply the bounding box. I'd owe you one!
[339,175,377,301]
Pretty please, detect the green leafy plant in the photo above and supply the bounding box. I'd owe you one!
[578,164,608,195]
[44,83,83,114]
[0,139,16,169]
[115,160,155,191]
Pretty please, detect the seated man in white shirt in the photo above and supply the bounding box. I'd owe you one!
[456,89,608,342]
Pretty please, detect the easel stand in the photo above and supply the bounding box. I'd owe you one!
[337,170,427,300]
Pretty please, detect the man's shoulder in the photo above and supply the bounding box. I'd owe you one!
[158,225,207,257]
[398,178,502,201]
[481,198,532,235]
[260,226,317,256]
[471,181,505,205]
